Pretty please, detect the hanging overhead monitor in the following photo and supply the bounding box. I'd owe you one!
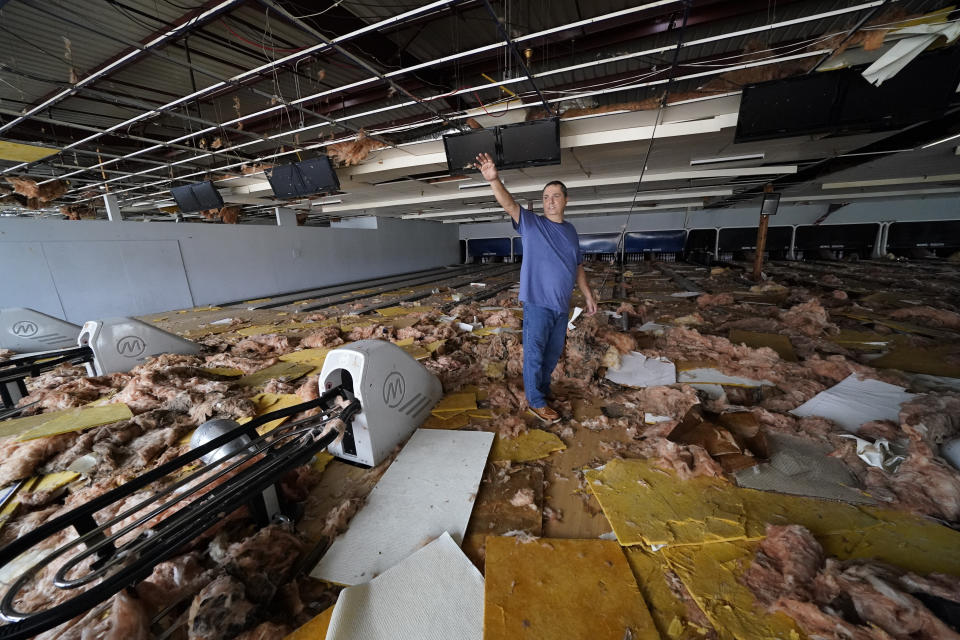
[498,117,561,170]
[170,181,224,213]
[267,155,340,199]
[442,128,497,174]
[442,118,561,173]
[735,47,960,142]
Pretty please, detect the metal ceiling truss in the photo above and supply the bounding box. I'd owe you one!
[0,0,945,220]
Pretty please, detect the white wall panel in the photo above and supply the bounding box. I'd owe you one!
[0,218,459,320]
[41,240,194,324]
[0,243,65,318]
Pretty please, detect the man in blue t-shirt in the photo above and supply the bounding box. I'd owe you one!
[474,152,597,423]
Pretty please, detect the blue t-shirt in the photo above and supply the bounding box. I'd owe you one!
[513,206,582,313]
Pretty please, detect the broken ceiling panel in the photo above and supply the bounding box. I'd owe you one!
[484,536,659,640]
[324,532,484,640]
[0,140,59,163]
[311,428,493,586]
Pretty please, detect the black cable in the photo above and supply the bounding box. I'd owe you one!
[480,0,554,116]
[160,0,195,10]
[0,391,355,639]
[611,1,693,265]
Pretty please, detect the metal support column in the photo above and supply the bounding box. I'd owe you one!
[103,194,122,222]
[275,207,298,227]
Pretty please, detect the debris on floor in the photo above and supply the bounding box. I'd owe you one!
[324,532,483,640]
[310,429,492,586]
[3,259,960,638]
[484,536,659,640]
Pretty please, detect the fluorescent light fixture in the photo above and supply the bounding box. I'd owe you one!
[690,153,765,166]
[374,177,416,187]
[561,109,631,122]
[423,176,472,184]
[822,174,960,189]
[635,188,732,200]
[318,199,343,205]
[459,182,493,190]
[921,132,960,149]
[443,215,505,223]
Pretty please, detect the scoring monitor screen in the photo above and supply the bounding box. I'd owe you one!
[267,156,340,199]
[499,118,561,169]
[442,128,497,173]
[170,181,224,213]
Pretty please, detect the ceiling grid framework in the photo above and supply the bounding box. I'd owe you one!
[0,0,957,223]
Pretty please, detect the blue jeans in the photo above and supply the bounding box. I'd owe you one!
[522,302,567,408]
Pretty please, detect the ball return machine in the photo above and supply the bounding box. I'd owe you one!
[0,312,199,414]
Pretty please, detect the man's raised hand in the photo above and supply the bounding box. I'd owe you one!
[474,152,498,182]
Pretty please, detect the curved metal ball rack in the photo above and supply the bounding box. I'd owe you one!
[0,385,360,639]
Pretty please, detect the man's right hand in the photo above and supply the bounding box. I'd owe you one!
[474,152,520,222]
[474,152,498,183]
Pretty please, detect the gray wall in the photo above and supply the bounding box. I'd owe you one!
[458,195,960,239]
[0,217,459,323]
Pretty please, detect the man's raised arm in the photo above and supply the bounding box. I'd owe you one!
[474,152,520,224]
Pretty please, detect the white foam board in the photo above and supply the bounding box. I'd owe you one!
[604,352,676,388]
[325,532,484,640]
[789,373,916,433]
[311,428,493,586]
[678,367,772,388]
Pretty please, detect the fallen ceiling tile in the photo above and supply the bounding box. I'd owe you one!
[484,536,659,640]
[325,532,484,640]
[432,391,478,414]
[584,458,960,575]
[624,546,716,640]
[285,605,333,640]
[490,429,566,462]
[311,428,493,586]
[789,373,916,433]
[237,393,302,434]
[605,351,677,387]
[0,140,59,163]
[15,403,133,441]
[662,540,804,640]
[235,362,314,388]
[734,432,873,504]
[586,458,749,548]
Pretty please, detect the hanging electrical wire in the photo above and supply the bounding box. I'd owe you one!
[603,1,692,293]
[219,18,307,53]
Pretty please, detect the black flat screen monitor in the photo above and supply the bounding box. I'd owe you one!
[838,47,960,133]
[736,47,960,142]
[298,156,340,196]
[736,72,842,142]
[443,128,497,173]
[267,156,340,199]
[266,164,300,200]
[170,181,223,213]
[499,118,561,169]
